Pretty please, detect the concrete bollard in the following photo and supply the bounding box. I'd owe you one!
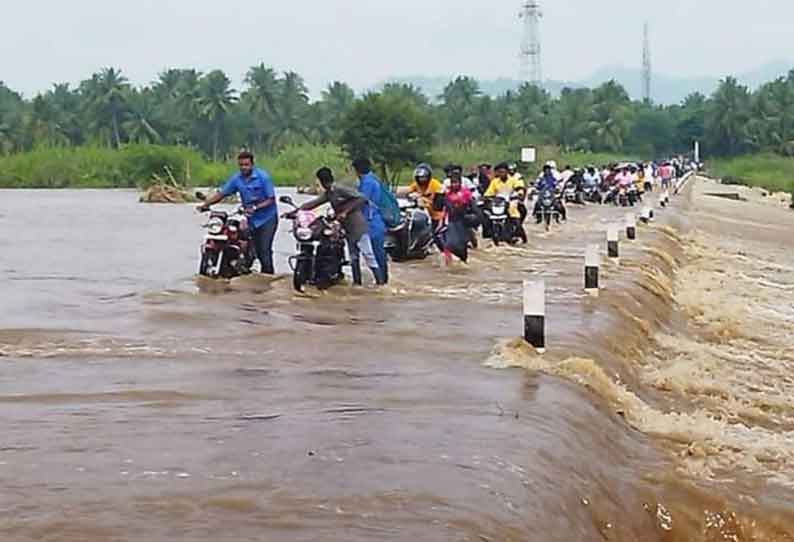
[585,244,599,295]
[523,280,545,353]
[640,205,652,224]
[607,225,620,259]
[625,213,637,240]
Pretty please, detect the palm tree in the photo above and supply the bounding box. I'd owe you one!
[554,87,593,150]
[29,94,70,146]
[587,81,633,152]
[438,76,482,141]
[270,71,311,148]
[242,64,280,150]
[312,81,356,142]
[196,70,236,160]
[706,77,751,156]
[83,67,130,148]
[123,89,162,144]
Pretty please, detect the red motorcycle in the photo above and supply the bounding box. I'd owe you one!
[198,206,256,279]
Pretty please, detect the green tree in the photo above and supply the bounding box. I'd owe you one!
[587,80,633,152]
[438,76,483,142]
[82,67,130,148]
[705,76,751,156]
[553,87,593,150]
[123,89,162,144]
[196,70,236,160]
[339,92,435,183]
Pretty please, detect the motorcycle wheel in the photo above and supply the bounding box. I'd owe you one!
[199,251,216,277]
[492,224,502,246]
[545,212,552,232]
[293,259,311,292]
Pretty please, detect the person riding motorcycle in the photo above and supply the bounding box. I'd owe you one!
[533,163,567,222]
[400,164,446,250]
[475,163,493,197]
[583,166,600,190]
[485,162,528,243]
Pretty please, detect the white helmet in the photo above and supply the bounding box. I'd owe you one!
[545,160,558,170]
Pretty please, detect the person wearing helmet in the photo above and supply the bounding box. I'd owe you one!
[399,163,445,249]
[533,163,567,223]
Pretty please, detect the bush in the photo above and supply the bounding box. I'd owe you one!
[0,144,212,188]
[709,154,794,193]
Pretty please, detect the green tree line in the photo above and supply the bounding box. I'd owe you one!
[1,64,794,164]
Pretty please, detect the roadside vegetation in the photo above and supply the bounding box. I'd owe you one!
[708,154,794,194]
[0,63,792,189]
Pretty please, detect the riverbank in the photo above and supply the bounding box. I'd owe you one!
[708,153,794,198]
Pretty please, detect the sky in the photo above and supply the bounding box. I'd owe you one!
[1,0,792,97]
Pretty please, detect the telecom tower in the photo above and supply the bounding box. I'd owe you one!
[519,1,543,86]
[642,22,652,103]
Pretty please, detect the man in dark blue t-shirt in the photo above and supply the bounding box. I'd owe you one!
[198,151,279,274]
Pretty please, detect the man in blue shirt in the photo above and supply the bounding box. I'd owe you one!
[197,151,279,274]
[352,158,388,284]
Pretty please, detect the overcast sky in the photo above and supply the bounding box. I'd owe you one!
[2,0,792,96]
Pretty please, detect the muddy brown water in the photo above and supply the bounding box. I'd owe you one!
[1,182,793,541]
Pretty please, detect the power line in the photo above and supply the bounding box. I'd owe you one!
[519,1,543,86]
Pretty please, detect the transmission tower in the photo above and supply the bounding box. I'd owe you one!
[642,22,652,103]
[519,1,543,86]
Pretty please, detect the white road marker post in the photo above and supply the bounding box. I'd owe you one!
[625,212,637,241]
[523,280,546,353]
[640,205,652,224]
[585,244,600,295]
[607,225,620,260]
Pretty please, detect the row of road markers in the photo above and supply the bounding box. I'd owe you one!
[523,190,675,353]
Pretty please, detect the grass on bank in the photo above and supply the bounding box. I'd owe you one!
[0,142,633,189]
[708,153,794,194]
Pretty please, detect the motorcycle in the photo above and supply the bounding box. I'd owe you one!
[583,184,603,204]
[483,196,511,246]
[617,186,630,207]
[385,198,434,262]
[536,189,561,232]
[279,196,347,292]
[627,184,640,206]
[197,201,256,279]
[563,180,585,205]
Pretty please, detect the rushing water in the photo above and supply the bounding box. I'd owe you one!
[1,181,793,541]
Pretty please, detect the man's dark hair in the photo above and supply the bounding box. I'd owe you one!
[494,162,509,171]
[316,167,334,186]
[238,151,255,163]
[352,158,372,175]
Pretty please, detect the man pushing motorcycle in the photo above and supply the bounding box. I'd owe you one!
[197,151,278,274]
[300,168,385,286]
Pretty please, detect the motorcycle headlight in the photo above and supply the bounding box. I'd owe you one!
[492,204,505,214]
[323,228,334,236]
[207,217,224,235]
[296,227,313,241]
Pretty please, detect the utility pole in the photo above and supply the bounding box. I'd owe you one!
[519,1,543,87]
[642,22,652,103]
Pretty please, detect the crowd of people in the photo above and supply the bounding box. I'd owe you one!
[198,151,694,285]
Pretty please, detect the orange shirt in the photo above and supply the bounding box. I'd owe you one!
[407,178,445,221]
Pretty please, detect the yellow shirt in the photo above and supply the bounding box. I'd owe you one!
[484,176,524,199]
[407,178,445,221]
[485,176,524,219]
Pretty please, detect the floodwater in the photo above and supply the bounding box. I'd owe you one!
[1,180,793,541]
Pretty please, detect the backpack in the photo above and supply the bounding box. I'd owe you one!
[377,182,401,228]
